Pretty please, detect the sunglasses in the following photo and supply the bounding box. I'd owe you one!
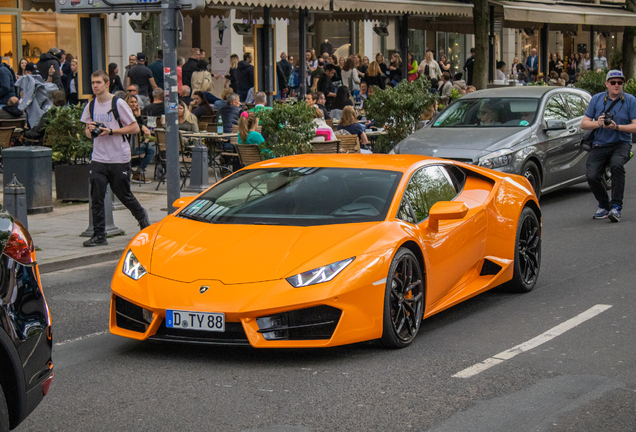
[127,89,137,92]
[609,80,623,86]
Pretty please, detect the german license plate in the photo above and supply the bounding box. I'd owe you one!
[166,310,225,332]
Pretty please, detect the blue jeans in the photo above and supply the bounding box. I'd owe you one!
[131,142,156,171]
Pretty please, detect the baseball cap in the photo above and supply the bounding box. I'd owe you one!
[25,63,37,73]
[136,52,146,61]
[606,70,625,82]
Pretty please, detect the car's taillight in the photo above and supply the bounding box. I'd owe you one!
[3,220,35,265]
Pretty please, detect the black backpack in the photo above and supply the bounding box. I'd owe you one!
[88,96,129,143]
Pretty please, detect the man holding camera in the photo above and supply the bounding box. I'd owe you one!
[581,70,636,222]
[81,70,150,246]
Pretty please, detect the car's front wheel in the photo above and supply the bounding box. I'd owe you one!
[380,248,425,348]
[0,384,9,432]
[504,207,541,293]
[522,161,542,200]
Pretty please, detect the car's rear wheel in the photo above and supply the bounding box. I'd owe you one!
[0,384,9,432]
[380,248,425,348]
[522,161,542,200]
[504,207,541,293]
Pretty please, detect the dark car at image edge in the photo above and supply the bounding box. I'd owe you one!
[0,209,53,431]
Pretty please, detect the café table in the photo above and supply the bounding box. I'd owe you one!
[181,131,239,182]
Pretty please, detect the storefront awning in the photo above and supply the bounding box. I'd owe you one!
[492,0,636,27]
[205,0,331,11]
[332,0,473,16]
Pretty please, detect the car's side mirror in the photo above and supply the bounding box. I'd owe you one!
[545,119,567,131]
[428,201,469,232]
[172,196,195,210]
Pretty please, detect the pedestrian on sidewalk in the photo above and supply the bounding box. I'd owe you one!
[81,70,150,247]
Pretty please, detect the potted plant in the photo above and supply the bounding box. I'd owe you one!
[259,102,317,157]
[44,104,93,200]
[365,77,436,154]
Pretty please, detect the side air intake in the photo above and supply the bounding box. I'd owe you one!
[480,259,502,276]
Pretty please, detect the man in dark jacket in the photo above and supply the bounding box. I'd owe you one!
[0,63,13,106]
[317,65,337,109]
[182,48,201,88]
[0,97,24,119]
[275,61,288,100]
[126,52,157,104]
[278,52,292,82]
[36,47,63,90]
[236,52,254,102]
[218,93,241,134]
[148,50,164,90]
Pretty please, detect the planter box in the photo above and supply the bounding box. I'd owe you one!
[55,164,90,201]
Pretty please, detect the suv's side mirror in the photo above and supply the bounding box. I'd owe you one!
[545,119,567,131]
[428,201,469,232]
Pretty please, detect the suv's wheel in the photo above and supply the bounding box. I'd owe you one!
[522,161,542,200]
[503,207,541,293]
[380,248,425,348]
[0,384,9,432]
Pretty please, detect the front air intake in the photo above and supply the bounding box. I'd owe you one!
[115,296,150,333]
[256,305,342,341]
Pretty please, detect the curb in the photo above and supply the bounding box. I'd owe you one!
[38,249,125,274]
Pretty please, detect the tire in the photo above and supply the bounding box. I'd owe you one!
[522,161,542,200]
[503,207,541,293]
[380,248,425,348]
[602,163,612,191]
[0,384,9,432]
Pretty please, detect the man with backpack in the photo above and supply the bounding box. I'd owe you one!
[81,70,150,247]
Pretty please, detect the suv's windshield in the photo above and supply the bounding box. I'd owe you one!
[179,168,402,226]
[433,97,540,128]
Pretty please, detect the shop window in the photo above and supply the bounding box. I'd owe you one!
[0,15,17,68]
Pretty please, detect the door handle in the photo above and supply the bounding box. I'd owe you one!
[568,128,577,134]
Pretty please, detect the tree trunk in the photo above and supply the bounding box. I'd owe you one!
[624,0,636,79]
[473,0,489,90]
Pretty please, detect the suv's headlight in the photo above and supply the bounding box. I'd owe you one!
[286,258,355,288]
[478,150,514,169]
[123,250,147,280]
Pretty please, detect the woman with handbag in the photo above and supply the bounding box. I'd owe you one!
[419,51,442,80]
[191,60,213,93]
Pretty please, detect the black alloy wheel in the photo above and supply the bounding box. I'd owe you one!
[522,161,542,200]
[504,207,541,293]
[380,248,425,348]
[0,384,8,432]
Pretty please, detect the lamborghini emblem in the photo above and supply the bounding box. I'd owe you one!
[199,285,210,294]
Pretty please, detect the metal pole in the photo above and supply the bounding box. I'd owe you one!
[541,25,549,82]
[400,14,409,83]
[299,8,307,99]
[263,6,273,106]
[488,5,494,83]
[162,0,180,213]
[590,26,595,71]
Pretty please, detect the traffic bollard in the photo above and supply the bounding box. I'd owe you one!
[81,182,124,237]
[3,174,29,230]
[183,144,209,192]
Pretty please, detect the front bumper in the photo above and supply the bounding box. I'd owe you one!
[109,251,393,348]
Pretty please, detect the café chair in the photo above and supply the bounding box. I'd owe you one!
[0,126,16,172]
[337,135,360,153]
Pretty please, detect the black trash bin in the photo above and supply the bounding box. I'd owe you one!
[2,146,53,214]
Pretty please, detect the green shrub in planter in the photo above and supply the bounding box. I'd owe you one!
[259,102,318,157]
[623,78,636,97]
[575,69,608,96]
[365,77,436,153]
[44,104,93,165]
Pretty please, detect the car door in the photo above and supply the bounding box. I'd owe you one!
[562,92,591,180]
[540,92,586,188]
[397,165,486,311]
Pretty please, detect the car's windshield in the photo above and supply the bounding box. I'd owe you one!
[179,168,403,226]
[433,97,540,128]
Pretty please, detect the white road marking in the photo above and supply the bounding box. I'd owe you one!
[54,330,109,347]
[453,304,612,379]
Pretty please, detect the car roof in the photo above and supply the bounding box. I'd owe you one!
[463,86,589,99]
[250,154,443,173]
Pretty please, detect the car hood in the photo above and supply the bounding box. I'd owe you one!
[149,216,379,284]
[394,126,534,161]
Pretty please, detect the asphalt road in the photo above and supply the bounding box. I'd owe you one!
[17,168,636,432]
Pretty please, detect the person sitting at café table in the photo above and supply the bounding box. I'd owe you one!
[214,88,232,110]
[189,90,215,120]
[337,106,370,152]
[219,92,241,134]
[332,86,354,111]
[312,107,336,142]
[22,90,66,144]
[125,93,156,183]
[249,92,272,115]
[177,100,199,132]
[126,84,145,109]
[237,111,264,146]
[143,87,165,117]
[179,85,192,106]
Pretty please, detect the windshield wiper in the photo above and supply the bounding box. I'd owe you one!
[178,213,213,223]
[252,221,281,225]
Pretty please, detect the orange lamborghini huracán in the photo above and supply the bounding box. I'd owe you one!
[110,154,541,349]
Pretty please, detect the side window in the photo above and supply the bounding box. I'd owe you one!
[403,166,458,223]
[397,198,416,224]
[564,94,587,118]
[544,95,569,121]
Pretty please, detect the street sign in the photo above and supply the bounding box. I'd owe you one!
[56,0,205,14]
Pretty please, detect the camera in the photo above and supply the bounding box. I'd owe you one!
[604,113,614,126]
[90,122,105,138]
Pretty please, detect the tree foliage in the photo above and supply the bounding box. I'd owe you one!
[364,77,436,153]
[44,104,93,165]
[575,69,608,96]
[258,102,317,157]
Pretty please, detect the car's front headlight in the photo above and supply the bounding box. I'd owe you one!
[478,150,514,169]
[286,258,355,288]
[123,249,147,280]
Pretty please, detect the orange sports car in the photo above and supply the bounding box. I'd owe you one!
[110,154,541,348]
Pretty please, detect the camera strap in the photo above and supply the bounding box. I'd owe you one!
[601,92,624,117]
[89,96,128,144]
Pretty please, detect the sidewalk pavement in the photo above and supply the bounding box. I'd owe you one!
[0,167,204,273]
